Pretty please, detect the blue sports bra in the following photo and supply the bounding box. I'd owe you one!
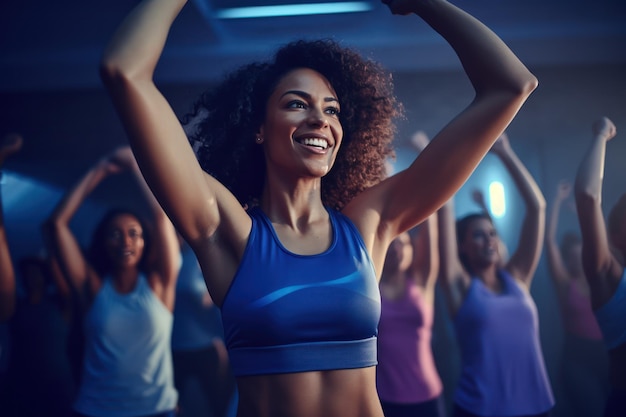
[220,206,380,376]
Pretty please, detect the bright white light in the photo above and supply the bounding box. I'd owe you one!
[216,2,372,19]
[489,181,506,218]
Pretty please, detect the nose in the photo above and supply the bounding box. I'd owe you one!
[307,107,328,128]
[122,233,134,246]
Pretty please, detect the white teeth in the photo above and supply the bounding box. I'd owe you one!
[301,138,328,149]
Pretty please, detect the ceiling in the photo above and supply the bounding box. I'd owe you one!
[1,0,625,92]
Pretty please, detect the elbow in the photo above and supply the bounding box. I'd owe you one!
[99,56,138,91]
[41,217,63,243]
[532,193,547,215]
[574,182,600,206]
[503,72,539,103]
[512,70,539,98]
[99,58,127,89]
[575,190,600,210]
[523,74,539,96]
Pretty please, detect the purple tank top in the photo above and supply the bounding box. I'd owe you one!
[563,279,603,340]
[453,270,554,416]
[377,280,442,403]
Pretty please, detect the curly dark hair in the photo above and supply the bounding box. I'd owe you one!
[88,208,153,277]
[183,39,403,211]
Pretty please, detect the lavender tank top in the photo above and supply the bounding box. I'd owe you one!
[453,270,554,416]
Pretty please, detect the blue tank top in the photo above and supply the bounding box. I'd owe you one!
[74,274,178,417]
[220,206,380,376]
[453,270,554,416]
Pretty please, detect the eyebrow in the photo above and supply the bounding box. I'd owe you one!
[280,90,339,104]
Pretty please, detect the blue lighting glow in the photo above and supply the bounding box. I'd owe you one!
[489,181,506,218]
[216,2,373,19]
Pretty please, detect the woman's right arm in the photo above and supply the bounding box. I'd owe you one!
[42,157,118,302]
[407,131,440,297]
[574,117,622,309]
[100,0,249,301]
[437,197,469,317]
[545,181,573,294]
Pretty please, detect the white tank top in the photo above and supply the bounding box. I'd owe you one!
[74,274,178,417]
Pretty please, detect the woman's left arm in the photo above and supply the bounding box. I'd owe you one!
[491,133,546,287]
[346,0,537,266]
[115,146,180,310]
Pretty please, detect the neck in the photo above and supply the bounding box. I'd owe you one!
[470,263,500,289]
[260,180,326,229]
[111,268,140,294]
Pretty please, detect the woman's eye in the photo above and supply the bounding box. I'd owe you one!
[326,106,340,115]
[287,100,306,109]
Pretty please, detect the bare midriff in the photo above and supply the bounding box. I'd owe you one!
[235,366,383,417]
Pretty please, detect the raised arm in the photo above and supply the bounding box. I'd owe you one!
[409,213,439,294]
[0,133,23,321]
[574,117,621,309]
[100,1,248,253]
[490,133,545,286]
[352,0,537,254]
[100,0,250,302]
[42,152,124,302]
[406,131,440,295]
[437,197,470,316]
[46,254,74,321]
[545,180,574,292]
[114,146,180,310]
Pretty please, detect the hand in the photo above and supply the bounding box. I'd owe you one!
[96,146,132,175]
[592,117,616,142]
[555,180,572,202]
[108,145,138,170]
[471,188,487,209]
[410,130,430,152]
[381,0,418,16]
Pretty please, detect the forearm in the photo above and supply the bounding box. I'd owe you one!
[101,0,188,82]
[545,197,569,285]
[495,147,545,213]
[413,0,537,94]
[50,162,109,224]
[546,196,562,244]
[130,156,166,220]
[422,214,440,288]
[575,137,606,203]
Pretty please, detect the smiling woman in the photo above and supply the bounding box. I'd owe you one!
[99,1,537,416]
[42,146,180,417]
[183,39,397,211]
